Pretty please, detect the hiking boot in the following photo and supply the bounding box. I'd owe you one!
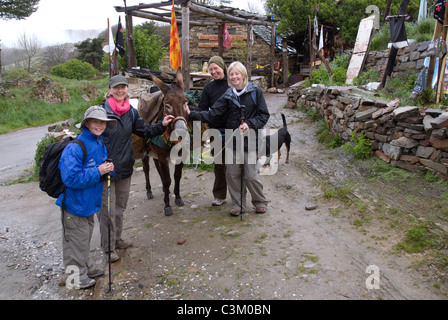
[78,277,96,289]
[106,250,120,262]
[116,239,133,249]
[88,269,104,278]
[212,198,226,206]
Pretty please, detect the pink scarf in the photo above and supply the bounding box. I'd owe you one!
[108,97,130,116]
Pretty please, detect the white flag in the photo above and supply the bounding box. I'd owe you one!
[319,25,324,51]
[102,22,116,54]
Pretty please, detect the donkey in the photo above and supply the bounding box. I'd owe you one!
[140,69,190,216]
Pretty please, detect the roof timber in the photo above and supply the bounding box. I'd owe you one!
[114,0,276,27]
[114,0,279,89]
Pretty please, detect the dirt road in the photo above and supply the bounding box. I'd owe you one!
[0,92,446,300]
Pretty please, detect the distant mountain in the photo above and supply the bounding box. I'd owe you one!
[63,29,104,43]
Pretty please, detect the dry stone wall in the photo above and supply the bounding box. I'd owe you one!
[290,84,448,179]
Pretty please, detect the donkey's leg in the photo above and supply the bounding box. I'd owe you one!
[158,159,173,216]
[173,163,184,207]
[142,153,153,200]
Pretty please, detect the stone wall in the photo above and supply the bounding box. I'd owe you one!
[364,41,431,81]
[290,84,448,179]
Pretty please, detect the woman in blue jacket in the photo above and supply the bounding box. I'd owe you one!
[57,106,116,289]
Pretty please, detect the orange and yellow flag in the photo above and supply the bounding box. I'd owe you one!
[170,1,182,70]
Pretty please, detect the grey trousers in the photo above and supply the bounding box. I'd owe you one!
[225,151,268,211]
[97,177,131,252]
[61,210,94,280]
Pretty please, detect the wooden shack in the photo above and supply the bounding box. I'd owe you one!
[114,0,293,89]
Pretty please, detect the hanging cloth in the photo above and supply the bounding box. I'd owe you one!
[434,0,445,24]
[389,15,408,49]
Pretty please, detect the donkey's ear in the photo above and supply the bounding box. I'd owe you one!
[150,72,170,94]
[175,68,184,91]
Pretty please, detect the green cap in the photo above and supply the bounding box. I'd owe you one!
[109,75,128,88]
[208,56,227,74]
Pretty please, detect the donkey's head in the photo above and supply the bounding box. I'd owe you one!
[150,69,189,131]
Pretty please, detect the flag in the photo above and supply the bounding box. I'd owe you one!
[223,23,234,49]
[318,25,324,51]
[102,21,115,54]
[170,0,182,70]
[115,16,125,58]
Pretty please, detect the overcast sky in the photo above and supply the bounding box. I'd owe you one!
[0,0,258,48]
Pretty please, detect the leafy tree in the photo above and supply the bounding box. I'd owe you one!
[266,0,420,44]
[117,25,166,71]
[75,37,105,70]
[0,0,39,20]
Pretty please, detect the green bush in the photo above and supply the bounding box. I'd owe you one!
[344,131,372,159]
[3,67,32,82]
[51,59,98,80]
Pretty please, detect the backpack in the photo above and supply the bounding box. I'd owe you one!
[39,136,87,198]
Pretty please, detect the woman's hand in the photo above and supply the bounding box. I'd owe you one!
[98,161,114,176]
[162,115,175,126]
[239,122,249,132]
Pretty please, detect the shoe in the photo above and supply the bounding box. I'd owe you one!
[212,198,227,206]
[230,208,240,216]
[255,207,266,214]
[116,239,133,249]
[78,277,96,289]
[106,250,120,262]
[88,269,104,278]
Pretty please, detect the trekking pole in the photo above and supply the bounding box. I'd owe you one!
[239,114,245,222]
[107,173,112,292]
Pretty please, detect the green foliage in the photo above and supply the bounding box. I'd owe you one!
[370,18,435,51]
[75,38,106,71]
[316,119,343,149]
[0,0,39,20]
[51,59,98,80]
[3,67,31,82]
[352,69,380,86]
[310,53,349,86]
[0,75,108,134]
[32,134,57,180]
[396,223,436,253]
[114,26,166,71]
[267,0,420,44]
[344,131,372,160]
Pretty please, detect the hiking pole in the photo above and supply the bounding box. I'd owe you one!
[239,111,245,222]
[107,172,112,293]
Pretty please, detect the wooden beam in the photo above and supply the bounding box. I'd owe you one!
[426,21,442,90]
[182,2,191,90]
[130,9,211,26]
[189,1,274,26]
[125,12,137,68]
[270,22,275,87]
[282,38,289,87]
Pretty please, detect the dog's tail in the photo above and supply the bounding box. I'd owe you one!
[281,113,287,129]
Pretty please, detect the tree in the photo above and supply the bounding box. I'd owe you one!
[15,32,41,72]
[0,0,40,20]
[266,0,420,44]
[75,37,105,70]
[43,43,74,70]
[117,25,166,71]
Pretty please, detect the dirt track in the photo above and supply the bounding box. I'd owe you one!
[0,92,447,300]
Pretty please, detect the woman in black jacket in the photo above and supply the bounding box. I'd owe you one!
[189,61,269,216]
[97,75,174,262]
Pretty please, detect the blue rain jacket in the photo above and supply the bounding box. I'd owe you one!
[56,129,108,217]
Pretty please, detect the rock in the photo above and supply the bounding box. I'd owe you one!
[305,204,318,210]
[176,238,187,245]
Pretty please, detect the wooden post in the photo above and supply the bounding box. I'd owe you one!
[125,10,137,68]
[426,22,442,90]
[218,24,224,57]
[270,22,276,88]
[282,38,289,87]
[246,24,252,80]
[308,16,314,81]
[436,4,448,103]
[181,1,191,90]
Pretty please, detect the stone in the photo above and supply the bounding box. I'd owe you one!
[420,158,448,174]
[383,143,402,160]
[393,106,419,120]
[416,146,434,159]
[390,136,419,149]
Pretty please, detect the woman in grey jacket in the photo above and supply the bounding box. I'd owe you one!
[189,62,270,216]
[97,75,174,262]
